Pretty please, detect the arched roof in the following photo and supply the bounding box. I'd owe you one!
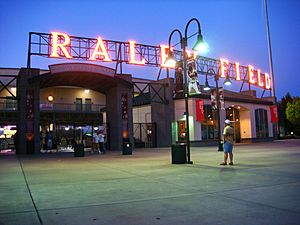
[29,63,132,93]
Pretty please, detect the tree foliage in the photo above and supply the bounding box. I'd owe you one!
[278,93,294,134]
[286,97,300,125]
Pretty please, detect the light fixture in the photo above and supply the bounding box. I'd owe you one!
[164,50,176,67]
[192,34,208,54]
[64,126,70,131]
[203,78,211,91]
[224,75,232,86]
[238,106,241,109]
[84,89,90,94]
[47,95,54,102]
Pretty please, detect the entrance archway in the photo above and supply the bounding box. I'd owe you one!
[17,63,133,154]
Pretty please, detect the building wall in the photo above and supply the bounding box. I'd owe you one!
[133,105,151,123]
[40,87,106,105]
[174,98,274,142]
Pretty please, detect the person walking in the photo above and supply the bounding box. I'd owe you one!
[46,131,53,150]
[220,119,234,166]
[92,131,99,153]
[98,130,105,154]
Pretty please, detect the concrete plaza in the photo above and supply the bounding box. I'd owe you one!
[0,139,300,225]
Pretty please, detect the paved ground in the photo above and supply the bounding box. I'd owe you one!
[0,139,300,225]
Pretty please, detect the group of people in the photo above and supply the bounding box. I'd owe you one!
[92,130,106,154]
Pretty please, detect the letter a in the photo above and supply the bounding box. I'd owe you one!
[89,37,112,62]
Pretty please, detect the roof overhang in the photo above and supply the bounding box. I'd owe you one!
[28,63,132,93]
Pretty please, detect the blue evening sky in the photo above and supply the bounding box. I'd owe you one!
[0,0,299,99]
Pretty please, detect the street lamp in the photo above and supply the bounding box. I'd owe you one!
[204,68,232,152]
[166,18,208,164]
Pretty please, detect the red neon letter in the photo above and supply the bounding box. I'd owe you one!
[248,65,255,84]
[128,41,145,65]
[50,32,72,59]
[220,58,229,78]
[265,73,271,89]
[235,62,241,80]
[257,69,264,87]
[89,37,112,62]
[160,45,174,68]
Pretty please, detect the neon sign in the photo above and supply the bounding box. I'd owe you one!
[220,60,271,90]
[33,32,272,90]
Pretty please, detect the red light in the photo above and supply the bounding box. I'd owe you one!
[248,65,255,84]
[220,58,228,78]
[89,37,112,62]
[265,73,271,89]
[235,62,241,80]
[257,69,264,87]
[50,32,72,59]
[128,40,145,65]
[160,45,174,68]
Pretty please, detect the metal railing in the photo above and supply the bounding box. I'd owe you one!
[0,100,17,111]
[0,101,105,113]
[40,103,105,113]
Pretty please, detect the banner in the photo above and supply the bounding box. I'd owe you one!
[187,59,201,95]
[26,89,34,140]
[175,61,183,93]
[121,93,129,139]
[219,88,225,110]
[270,105,278,123]
[196,100,204,121]
[211,88,225,110]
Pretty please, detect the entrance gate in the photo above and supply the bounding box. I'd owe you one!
[133,123,156,148]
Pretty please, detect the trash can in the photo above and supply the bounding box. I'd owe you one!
[122,142,132,155]
[26,140,34,154]
[171,144,187,164]
[74,143,84,157]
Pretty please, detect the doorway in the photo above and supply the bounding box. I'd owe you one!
[226,107,241,143]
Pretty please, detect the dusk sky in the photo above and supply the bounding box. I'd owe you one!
[0,0,299,99]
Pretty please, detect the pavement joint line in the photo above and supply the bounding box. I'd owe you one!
[217,192,300,215]
[35,191,205,212]
[33,180,300,214]
[207,180,300,195]
[18,158,44,225]
[0,209,36,216]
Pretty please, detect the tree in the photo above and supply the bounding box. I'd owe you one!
[278,92,294,135]
[286,97,300,125]
[286,97,300,136]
